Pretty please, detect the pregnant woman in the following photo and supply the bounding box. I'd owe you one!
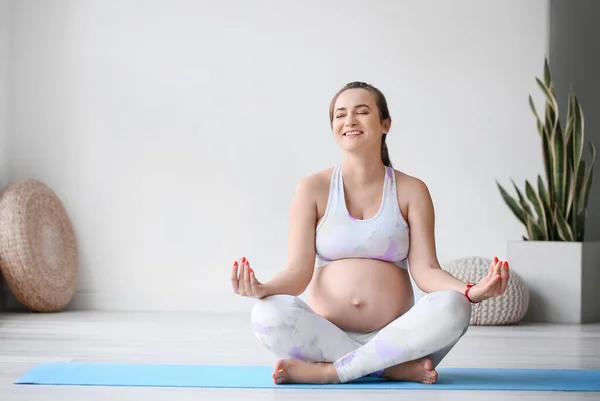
[230,81,510,385]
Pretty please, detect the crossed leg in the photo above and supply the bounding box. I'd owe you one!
[250,290,472,384]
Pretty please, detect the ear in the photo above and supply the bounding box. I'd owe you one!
[382,118,391,134]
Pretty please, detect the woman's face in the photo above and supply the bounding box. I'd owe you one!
[331,88,390,152]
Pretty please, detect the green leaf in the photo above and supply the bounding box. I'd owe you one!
[525,179,548,240]
[497,180,526,225]
[565,129,575,196]
[554,206,574,241]
[529,94,539,120]
[536,77,559,127]
[537,175,550,208]
[572,160,586,237]
[572,95,584,173]
[565,90,574,141]
[565,166,576,222]
[551,118,567,211]
[565,116,575,173]
[541,124,555,201]
[581,143,596,213]
[529,95,544,137]
[537,175,553,240]
[512,179,534,218]
[543,58,552,88]
[576,209,587,241]
[525,213,545,241]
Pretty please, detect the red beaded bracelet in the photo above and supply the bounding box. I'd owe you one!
[464,282,481,304]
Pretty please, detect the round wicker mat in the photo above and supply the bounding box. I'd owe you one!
[0,179,78,312]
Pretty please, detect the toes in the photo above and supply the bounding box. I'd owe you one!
[273,370,287,384]
[427,369,438,384]
[422,359,437,384]
[272,360,287,384]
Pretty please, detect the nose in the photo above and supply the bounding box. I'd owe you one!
[344,114,357,126]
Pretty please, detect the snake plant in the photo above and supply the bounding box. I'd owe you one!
[497,58,596,241]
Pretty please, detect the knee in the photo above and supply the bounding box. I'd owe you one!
[447,290,472,330]
[426,290,472,329]
[250,294,299,335]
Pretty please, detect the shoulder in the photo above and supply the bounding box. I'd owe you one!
[392,170,434,217]
[393,170,431,199]
[292,167,334,202]
[295,167,334,196]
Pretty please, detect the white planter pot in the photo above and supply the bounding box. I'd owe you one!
[507,240,600,324]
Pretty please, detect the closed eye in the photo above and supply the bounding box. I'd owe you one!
[336,111,368,118]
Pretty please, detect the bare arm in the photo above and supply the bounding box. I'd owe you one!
[406,179,467,294]
[262,177,318,297]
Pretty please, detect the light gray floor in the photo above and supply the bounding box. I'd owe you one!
[1,310,599,400]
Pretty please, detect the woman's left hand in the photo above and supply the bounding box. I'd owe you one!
[466,257,510,303]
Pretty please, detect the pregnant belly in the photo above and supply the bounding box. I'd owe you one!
[307,258,415,333]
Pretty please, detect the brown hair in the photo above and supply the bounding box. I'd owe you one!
[329,81,392,168]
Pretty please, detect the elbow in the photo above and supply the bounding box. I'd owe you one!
[412,278,428,294]
[292,268,314,295]
[291,275,312,296]
[289,287,306,297]
[409,264,435,292]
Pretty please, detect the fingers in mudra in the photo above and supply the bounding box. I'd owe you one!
[231,257,250,294]
[486,257,498,279]
[231,259,239,293]
[231,257,263,298]
[500,259,510,293]
[484,257,509,296]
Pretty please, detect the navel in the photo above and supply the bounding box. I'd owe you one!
[351,298,364,307]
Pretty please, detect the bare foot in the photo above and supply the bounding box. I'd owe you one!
[272,358,340,385]
[381,357,438,384]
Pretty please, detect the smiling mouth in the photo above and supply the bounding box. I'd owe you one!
[344,130,363,136]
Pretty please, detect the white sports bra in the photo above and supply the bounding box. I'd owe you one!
[314,165,410,269]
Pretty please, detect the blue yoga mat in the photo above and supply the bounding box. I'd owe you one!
[14,362,600,391]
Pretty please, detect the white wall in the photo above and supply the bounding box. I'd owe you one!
[7,0,549,312]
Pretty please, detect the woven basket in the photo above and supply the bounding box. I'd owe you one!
[442,256,529,325]
[0,179,78,312]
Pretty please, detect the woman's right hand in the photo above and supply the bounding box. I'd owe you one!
[231,257,268,299]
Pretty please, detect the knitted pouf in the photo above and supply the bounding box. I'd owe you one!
[0,179,78,312]
[442,256,529,325]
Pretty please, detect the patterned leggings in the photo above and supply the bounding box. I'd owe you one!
[250,290,472,383]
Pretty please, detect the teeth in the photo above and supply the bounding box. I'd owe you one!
[345,131,362,136]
